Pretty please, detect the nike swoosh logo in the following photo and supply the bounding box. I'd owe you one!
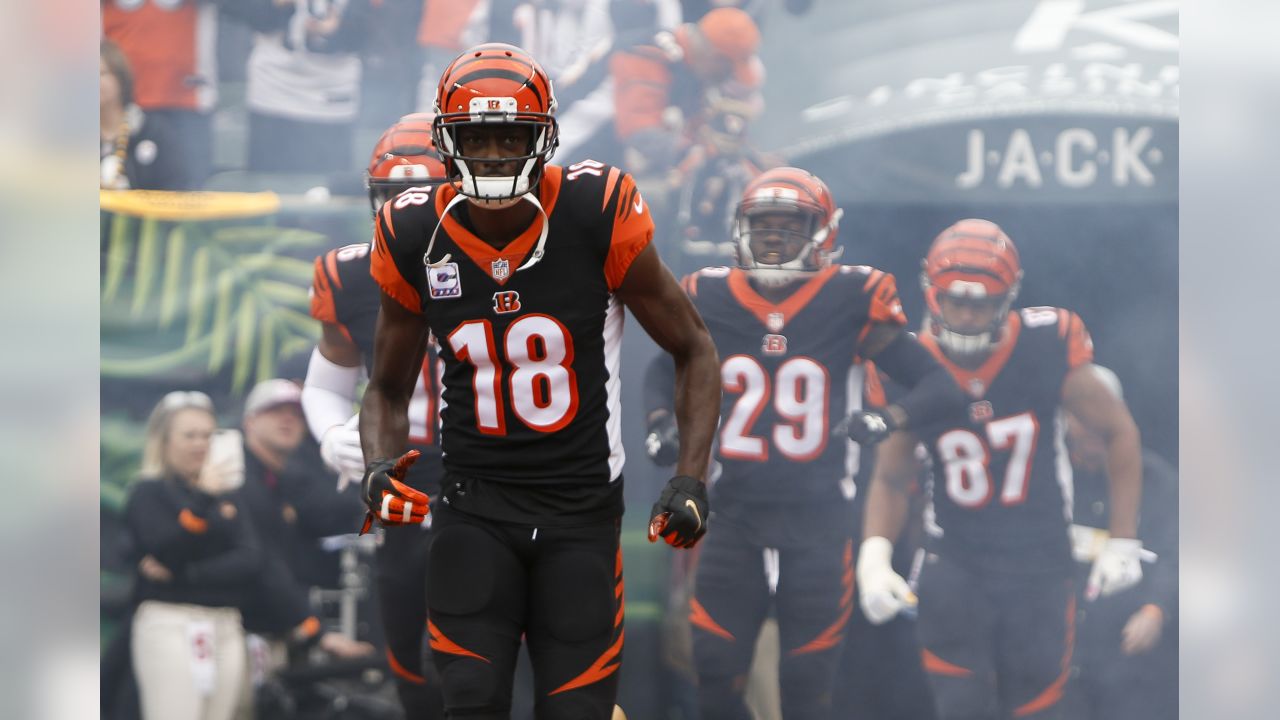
[633,197,644,215]
[685,498,702,530]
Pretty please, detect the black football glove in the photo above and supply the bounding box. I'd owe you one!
[644,411,680,467]
[359,450,428,535]
[845,409,900,446]
[648,475,709,548]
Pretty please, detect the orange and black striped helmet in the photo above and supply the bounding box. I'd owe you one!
[366,112,445,215]
[431,43,559,201]
[921,219,1023,355]
[732,166,843,284]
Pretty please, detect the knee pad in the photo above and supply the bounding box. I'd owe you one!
[537,550,616,644]
[696,673,752,720]
[928,674,998,720]
[536,690,615,720]
[428,523,500,615]
[439,658,508,716]
[779,654,838,717]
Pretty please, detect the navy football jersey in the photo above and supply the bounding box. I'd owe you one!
[369,162,653,522]
[913,307,1095,574]
[310,243,443,449]
[686,264,907,506]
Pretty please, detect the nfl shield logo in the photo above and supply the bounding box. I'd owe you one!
[766,312,785,332]
[491,258,510,281]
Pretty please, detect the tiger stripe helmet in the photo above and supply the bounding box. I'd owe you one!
[921,219,1023,356]
[366,112,445,215]
[732,166,844,286]
[432,43,559,201]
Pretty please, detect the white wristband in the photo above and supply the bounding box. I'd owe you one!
[858,536,895,569]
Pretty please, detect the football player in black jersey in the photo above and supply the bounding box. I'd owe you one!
[302,113,448,719]
[641,167,966,720]
[858,220,1145,720]
[358,44,721,720]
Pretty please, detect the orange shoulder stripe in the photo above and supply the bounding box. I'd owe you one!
[309,253,339,324]
[604,174,654,291]
[1065,311,1093,369]
[602,166,621,212]
[370,209,422,313]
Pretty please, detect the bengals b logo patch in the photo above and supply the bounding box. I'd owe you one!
[492,291,522,314]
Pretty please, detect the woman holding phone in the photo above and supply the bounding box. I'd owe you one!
[123,391,261,720]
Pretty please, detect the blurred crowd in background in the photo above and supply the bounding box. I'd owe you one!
[99,1,1178,719]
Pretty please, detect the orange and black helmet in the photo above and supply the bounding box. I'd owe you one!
[366,112,445,215]
[732,166,843,284]
[431,43,559,200]
[366,111,445,212]
[921,219,1023,355]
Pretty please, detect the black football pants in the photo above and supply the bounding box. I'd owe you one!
[426,502,624,720]
[915,552,1075,720]
[377,521,446,719]
[691,515,853,720]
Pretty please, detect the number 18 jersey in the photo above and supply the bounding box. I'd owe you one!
[369,163,652,522]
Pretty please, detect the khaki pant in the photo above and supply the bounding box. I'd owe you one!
[132,600,246,720]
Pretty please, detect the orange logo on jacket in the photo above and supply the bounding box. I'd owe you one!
[492,291,522,314]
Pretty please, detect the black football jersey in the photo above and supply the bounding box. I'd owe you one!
[686,264,907,506]
[370,162,653,517]
[310,244,443,449]
[913,307,1095,574]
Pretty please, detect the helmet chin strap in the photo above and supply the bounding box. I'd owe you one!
[748,267,810,288]
[422,189,550,272]
[936,326,996,357]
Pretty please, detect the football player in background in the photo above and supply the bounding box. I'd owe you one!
[858,219,1145,720]
[643,167,966,720]
[302,112,447,719]
[360,44,721,719]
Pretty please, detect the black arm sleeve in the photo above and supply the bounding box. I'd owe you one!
[124,480,212,557]
[867,330,967,428]
[182,505,264,586]
[1137,451,1179,617]
[642,352,677,421]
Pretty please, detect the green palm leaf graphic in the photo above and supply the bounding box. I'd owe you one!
[102,213,330,389]
[130,217,161,316]
[186,245,211,344]
[102,213,133,303]
[159,225,186,329]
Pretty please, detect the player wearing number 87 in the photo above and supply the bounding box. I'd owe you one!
[859,219,1145,720]
[362,43,720,720]
[642,167,966,720]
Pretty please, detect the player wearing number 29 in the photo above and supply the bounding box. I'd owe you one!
[858,219,1145,720]
[643,167,967,720]
[361,43,720,720]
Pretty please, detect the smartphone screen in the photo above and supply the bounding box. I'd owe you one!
[203,429,246,493]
